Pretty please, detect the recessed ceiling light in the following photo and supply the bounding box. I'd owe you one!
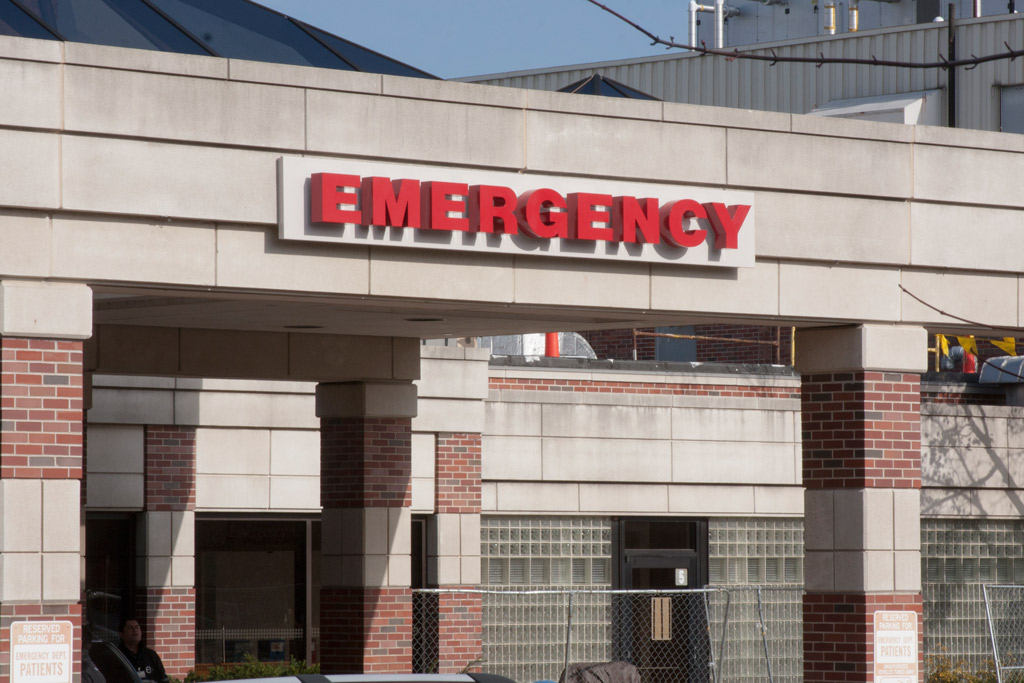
[284,324,324,329]
[404,317,446,322]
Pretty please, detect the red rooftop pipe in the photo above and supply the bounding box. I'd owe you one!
[545,332,560,358]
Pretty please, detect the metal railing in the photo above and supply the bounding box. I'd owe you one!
[413,586,803,683]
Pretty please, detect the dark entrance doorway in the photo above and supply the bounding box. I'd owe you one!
[615,519,710,683]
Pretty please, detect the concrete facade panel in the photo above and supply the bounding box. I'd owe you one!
[580,484,669,513]
[911,202,1024,273]
[411,398,485,433]
[727,129,912,197]
[900,269,1020,328]
[42,481,80,553]
[1,553,41,601]
[289,335,396,382]
[753,486,804,515]
[86,424,145,474]
[196,475,269,510]
[370,248,515,303]
[52,216,216,286]
[541,403,672,440]
[270,476,320,510]
[923,411,1008,449]
[0,59,59,130]
[411,433,435,479]
[64,41,227,78]
[491,482,581,512]
[667,485,756,514]
[671,406,795,443]
[779,263,901,321]
[64,66,306,148]
[196,428,271,475]
[0,130,58,209]
[484,402,543,437]
[649,262,779,316]
[418,355,489,400]
[481,436,542,480]
[0,212,51,278]
[0,480,42,552]
[306,90,524,167]
[914,144,1024,209]
[42,553,80,601]
[755,192,910,264]
[922,447,1014,488]
[542,437,672,482]
[525,111,726,184]
[216,225,369,294]
[61,136,278,224]
[671,441,799,485]
[179,329,289,380]
[411,478,435,513]
[514,257,651,309]
[176,390,318,429]
[229,59,380,92]
[921,488,973,516]
[269,429,320,477]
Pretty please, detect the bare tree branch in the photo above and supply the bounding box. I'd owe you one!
[586,0,1024,69]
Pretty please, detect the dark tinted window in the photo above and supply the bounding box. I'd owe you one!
[0,0,57,38]
[17,0,207,52]
[148,0,349,68]
[305,24,435,79]
[623,519,699,550]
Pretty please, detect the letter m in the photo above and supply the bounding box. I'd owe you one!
[361,176,421,228]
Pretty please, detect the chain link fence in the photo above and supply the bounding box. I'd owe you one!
[413,587,802,683]
[983,585,1024,683]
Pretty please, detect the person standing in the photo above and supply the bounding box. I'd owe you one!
[117,618,169,683]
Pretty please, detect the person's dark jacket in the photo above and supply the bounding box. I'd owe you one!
[117,643,168,683]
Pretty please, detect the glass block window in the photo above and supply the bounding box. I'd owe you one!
[481,516,613,587]
[708,518,803,585]
[921,519,1024,671]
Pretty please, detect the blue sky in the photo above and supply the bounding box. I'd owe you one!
[254,1,689,79]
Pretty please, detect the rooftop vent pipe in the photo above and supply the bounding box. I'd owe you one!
[689,0,739,48]
[824,0,837,33]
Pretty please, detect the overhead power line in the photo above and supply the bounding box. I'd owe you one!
[586,0,1024,69]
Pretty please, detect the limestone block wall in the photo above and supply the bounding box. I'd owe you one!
[921,401,1024,518]
[482,361,805,517]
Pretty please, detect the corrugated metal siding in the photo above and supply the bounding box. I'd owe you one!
[469,15,1024,132]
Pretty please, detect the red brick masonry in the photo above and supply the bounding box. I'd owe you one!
[803,593,923,683]
[142,588,195,680]
[802,372,921,489]
[320,588,412,673]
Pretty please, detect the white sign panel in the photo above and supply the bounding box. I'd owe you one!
[10,621,73,683]
[278,157,755,268]
[873,611,918,683]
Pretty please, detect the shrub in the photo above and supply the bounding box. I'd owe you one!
[925,652,998,683]
[185,656,319,682]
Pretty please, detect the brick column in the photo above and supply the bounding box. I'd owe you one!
[141,426,196,679]
[429,433,482,674]
[0,337,86,683]
[797,325,926,683]
[317,381,417,673]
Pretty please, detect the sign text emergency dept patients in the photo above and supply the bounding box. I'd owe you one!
[10,621,73,683]
[873,611,919,683]
[278,158,755,268]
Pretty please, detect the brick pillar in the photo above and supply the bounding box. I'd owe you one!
[0,337,85,683]
[429,433,482,673]
[797,325,926,683]
[317,381,417,673]
[141,426,196,679]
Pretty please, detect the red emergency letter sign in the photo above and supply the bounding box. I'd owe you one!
[310,173,361,224]
[517,189,568,239]
[613,196,660,244]
[704,203,750,249]
[568,193,614,241]
[660,200,707,248]
[422,181,469,231]
[361,176,421,228]
[469,185,518,234]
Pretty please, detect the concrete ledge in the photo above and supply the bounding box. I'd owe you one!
[316,381,417,418]
[0,280,91,339]
[795,324,928,373]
